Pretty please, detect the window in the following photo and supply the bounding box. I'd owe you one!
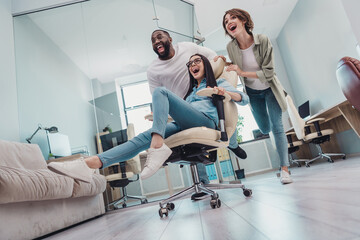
[121,81,152,135]
[236,84,259,142]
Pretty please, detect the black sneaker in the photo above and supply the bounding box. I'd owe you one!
[228,146,247,159]
[191,192,208,201]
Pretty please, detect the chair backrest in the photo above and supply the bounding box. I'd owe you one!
[336,56,360,111]
[210,59,239,139]
[286,95,306,140]
[125,123,141,174]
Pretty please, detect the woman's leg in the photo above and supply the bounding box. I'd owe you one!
[87,122,181,169]
[264,90,290,169]
[151,87,216,134]
[246,87,271,134]
[142,87,217,180]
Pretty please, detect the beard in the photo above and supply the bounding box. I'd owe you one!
[154,40,171,59]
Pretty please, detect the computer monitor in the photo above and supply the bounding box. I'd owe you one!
[100,129,128,151]
[298,100,310,119]
[48,133,72,157]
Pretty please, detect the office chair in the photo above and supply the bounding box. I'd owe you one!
[286,131,304,167]
[286,95,345,167]
[336,56,360,111]
[157,58,252,218]
[105,123,147,209]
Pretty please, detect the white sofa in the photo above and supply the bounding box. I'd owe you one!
[0,140,107,240]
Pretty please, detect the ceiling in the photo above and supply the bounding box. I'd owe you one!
[14,0,298,84]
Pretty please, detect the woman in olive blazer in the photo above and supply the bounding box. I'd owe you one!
[218,8,292,184]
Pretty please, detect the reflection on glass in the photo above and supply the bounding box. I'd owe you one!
[13,3,97,158]
[13,0,203,210]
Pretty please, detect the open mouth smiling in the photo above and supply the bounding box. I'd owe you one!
[156,44,164,53]
[229,24,237,32]
[192,67,200,74]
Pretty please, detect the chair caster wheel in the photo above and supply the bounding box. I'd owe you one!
[166,202,175,211]
[328,159,334,163]
[159,208,168,218]
[122,203,127,208]
[210,198,221,209]
[141,199,148,204]
[243,189,252,197]
[211,193,219,200]
[305,163,310,167]
[342,155,346,159]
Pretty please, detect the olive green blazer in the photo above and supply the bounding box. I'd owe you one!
[226,34,287,112]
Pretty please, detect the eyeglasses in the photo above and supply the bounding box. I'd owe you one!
[186,58,202,68]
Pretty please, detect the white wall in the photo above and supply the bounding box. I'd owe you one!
[0,0,20,141]
[277,0,360,153]
[277,0,357,113]
[341,0,360,44]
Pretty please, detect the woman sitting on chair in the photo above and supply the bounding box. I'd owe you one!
[49,54,249,181]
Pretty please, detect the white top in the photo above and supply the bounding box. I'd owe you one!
[147,42,217,98]
[241,43,270,90]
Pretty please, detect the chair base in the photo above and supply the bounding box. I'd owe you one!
[296,143,346,168]
[107,187,148,210]
[157,164,252,218]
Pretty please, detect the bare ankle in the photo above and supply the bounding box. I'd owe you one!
[150,134,164,149]
[85,156,102,169]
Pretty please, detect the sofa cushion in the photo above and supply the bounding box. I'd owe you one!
[0,166,74,204]
[72,174,107,198]
[0,140,46,170]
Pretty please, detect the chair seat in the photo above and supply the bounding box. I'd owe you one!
[303,129,334,141]
[106,172,134,181]
[164,126,228,149]
[288,140,302,148]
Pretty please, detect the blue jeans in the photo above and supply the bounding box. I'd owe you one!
[98,87,215,183]
[246,87,289,167]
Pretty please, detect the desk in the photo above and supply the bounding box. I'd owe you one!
[287,99,360,158]
[47,154,87,163]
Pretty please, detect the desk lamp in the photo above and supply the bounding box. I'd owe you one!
[26,124,59,151]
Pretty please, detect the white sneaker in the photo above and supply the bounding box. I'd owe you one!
[280,170,293,184]
[48,158,94,183]
[140,144,172,180]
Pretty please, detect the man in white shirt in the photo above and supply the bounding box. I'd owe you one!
[147,30,247,200]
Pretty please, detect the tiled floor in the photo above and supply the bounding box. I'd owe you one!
[44,154,360,240]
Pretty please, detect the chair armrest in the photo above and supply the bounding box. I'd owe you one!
[306,118,325,124]
[306,118,325,136]
[197,88,229,141]
[196,88,231,102]
[286,131,296,136]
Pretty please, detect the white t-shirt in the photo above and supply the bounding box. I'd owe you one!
[241,43,270,90]
[147,42,217,98]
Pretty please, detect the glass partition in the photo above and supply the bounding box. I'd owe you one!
[13,4,97,158]
[13,0,201,210]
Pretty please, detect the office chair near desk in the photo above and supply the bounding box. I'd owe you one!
[286,95,345,167]
[286,131,304,167]
[104,124,147,210]
[156,59,252,218]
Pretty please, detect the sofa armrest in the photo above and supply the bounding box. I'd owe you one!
[0,140,46,170]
